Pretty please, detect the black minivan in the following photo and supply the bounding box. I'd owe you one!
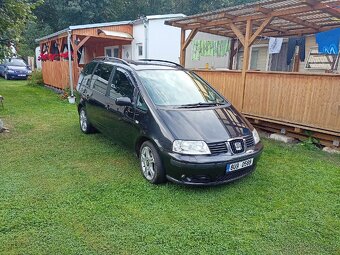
[77,58,263,185]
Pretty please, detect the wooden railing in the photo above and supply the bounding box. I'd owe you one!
[195,70,340,134]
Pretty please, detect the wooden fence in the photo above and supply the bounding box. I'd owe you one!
[42,61,69,90]
[195,70,340,134]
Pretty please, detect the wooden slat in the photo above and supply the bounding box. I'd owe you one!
[194,70,243,110]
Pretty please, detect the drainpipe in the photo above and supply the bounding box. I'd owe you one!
[67,30,75,101]
[143,17,149,59]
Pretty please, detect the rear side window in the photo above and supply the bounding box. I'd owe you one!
[82,62,97,76]
[80,62,97,88]
[92,63,114,95]
[109,69,134,100]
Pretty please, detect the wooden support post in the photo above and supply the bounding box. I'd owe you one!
[119,45,123,59]
[180,28,186,66]
[228,39,235,70]
[241,18,252,111]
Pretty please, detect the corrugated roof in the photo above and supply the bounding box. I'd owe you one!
[35,20,133,42]
[165,0,340,38]
[35,14,186,42]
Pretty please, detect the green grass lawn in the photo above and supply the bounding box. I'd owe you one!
[0,78,339,255]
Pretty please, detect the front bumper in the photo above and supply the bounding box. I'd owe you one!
[162,142,263,186]
[7,73,28,79]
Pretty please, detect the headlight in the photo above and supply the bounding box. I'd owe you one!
[173,140,211,155]
[252,128,260,144]
[7,69,15,73]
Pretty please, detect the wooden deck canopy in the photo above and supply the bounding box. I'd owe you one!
[166,0,340,107]
[166,0,340,142]
[36,21,133,90]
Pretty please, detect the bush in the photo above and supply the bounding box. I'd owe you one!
[27,70,44,86]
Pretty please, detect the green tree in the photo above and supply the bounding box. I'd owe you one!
[0,0,42,58]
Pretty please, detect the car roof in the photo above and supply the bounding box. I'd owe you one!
[93,57,183,71]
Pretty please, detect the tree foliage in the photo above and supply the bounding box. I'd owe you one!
[0,0,42,58]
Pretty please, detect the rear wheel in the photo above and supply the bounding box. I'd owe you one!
[79,107,94,134]
[139,141,166,184]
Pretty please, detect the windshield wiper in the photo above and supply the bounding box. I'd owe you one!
[178,102,225,108]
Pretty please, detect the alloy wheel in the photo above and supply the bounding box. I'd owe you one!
[140,146,155,181]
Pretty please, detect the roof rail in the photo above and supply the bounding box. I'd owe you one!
[93,56,129,66]
[139,59,183,68]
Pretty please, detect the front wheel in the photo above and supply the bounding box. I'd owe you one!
[4,73,9,80]
[79,107,94,134]
[139,141,166,184]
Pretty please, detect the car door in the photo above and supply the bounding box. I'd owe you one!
[85,63,114,131]
[103,68,139,148]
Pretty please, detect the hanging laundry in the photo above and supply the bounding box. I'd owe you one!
[268,37,283,54]
[286,36,305,66]
[316,28,340,54]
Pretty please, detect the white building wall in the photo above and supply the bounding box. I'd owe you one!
[147,19,182,63]
[132,23,145,60]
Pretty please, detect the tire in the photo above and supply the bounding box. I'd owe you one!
[4,73,9,80]
[139,141,166,184]
[79,107,94,134]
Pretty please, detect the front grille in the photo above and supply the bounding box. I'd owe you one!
[207,142,228,155]
[245,135,255,148]
[229,139,245,154]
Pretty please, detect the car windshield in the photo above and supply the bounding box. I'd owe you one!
[137,70,226,107]
[7,59,27,67]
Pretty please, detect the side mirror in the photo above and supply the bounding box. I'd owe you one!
[115,97,132,106]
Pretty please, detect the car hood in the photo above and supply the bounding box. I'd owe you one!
[158,105,252,143]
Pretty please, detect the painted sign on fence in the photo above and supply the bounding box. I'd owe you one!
[191,39,231,60]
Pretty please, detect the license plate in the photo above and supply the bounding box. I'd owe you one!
[226,158,253,172]
[18,74,26,76]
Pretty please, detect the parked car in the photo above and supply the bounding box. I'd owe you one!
[0,58,32,80]
[76,58,263,185]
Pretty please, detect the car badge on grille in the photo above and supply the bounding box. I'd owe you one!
[234,142,243,151]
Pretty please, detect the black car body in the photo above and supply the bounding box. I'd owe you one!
[0,58,32,80]
[77,58,263,186]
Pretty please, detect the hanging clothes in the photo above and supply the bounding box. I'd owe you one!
[286,36,305,66]
[315,28,340,54]
[268,37,283,54]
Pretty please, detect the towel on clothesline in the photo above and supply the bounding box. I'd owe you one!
[268,37,283,54]
[316,28,340,54]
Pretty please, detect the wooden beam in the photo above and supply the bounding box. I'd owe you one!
[180,29,186,66]
[229,23,245,46]
[76,36,90,50]
[241,18,252,111]
[182,29,198,50]
[249,16,274,45]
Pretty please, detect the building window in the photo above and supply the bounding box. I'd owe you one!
[137,44,143,57]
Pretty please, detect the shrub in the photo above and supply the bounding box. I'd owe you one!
[27,70,44,86]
